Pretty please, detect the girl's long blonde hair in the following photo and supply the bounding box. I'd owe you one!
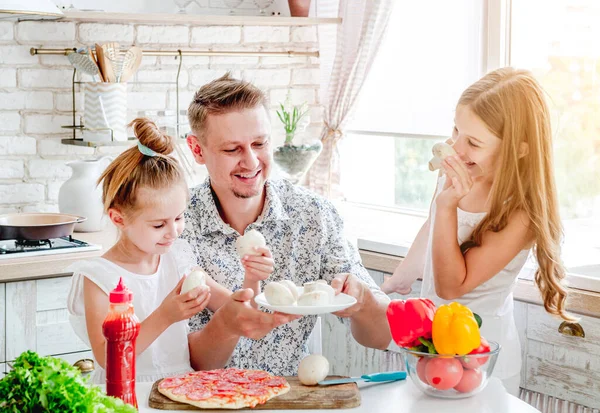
[98,117,186,214]
[459,67,572,321]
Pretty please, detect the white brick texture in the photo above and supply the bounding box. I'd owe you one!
[127,92,168,111]
[28,160,72,179]
[0,69,17,88]
[291,27,318,43]
[0,160,24,179]
[190,69,239,87]
[292,68,320,85]
[78,23,134,44]
[24,114,72,134]
[17,21,75,43]
[0,91,53,111]
[135,69,189,87]
[47,181,64,203]
[55,92,83,112]
[137,25,189,44]
[0,46,37,65]
[244,27,290,43]
[0,112,20,133]
[243,69,291,87]
[38,139,94,156]
[270,88,316,106]
[23,204,59,213]
[191,27,241,44]
[0,22,13,41]
[0,184,44,204]
[19,69,73,89]
[0,136,36,155]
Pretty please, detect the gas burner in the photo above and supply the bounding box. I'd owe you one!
[15,239,52,248]
[0,236,102,260]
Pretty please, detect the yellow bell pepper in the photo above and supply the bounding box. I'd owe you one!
[432,302,481,355]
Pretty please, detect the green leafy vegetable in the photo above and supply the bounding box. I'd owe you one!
[0,351,137,413]
[473,313,482,328]
[418,337,438,354]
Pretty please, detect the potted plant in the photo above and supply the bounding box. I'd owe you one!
[273,93,322,184]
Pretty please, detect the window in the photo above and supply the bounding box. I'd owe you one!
[510,0,600,284]
[340,1,486,241]
[341,0,600,287]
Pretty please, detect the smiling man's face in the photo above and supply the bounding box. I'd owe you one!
[188,105,272,199]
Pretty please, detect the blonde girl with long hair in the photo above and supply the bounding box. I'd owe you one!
[382,67,571,395]
[67,118,231,384]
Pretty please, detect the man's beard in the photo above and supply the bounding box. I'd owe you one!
[233,188,260,199]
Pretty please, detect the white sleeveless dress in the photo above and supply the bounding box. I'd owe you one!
[66,239,197,383]
[421,176,528,391]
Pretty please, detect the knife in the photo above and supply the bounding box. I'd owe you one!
[318,371,407,386]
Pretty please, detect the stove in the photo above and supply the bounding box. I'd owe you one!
[0,236,102,260]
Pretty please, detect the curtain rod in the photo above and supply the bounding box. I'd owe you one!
[30,48,319,57]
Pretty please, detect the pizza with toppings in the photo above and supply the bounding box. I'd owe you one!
[157,368,290,409]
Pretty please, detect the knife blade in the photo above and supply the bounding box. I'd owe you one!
[318,371,407,386]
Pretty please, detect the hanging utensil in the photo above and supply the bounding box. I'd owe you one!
[67,51,100,80]
[95,43,118,82]
[118,46,143,83]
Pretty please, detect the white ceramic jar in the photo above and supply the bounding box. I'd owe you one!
[58,157,112,232]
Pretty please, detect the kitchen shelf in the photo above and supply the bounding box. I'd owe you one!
[60,11,341,26]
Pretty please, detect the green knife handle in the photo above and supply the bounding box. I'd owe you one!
[361,371,407,382]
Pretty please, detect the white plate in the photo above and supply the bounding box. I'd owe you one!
[254,287,357,315]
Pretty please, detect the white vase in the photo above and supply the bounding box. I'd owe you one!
[58,157,113,232]
[83,83,127,143]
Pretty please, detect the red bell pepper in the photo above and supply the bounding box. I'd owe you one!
[386,298,437,347]
[461,336,491,369]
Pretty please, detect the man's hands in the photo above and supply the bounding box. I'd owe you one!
[159,276,211,325]
[241,246,274,283]
[214,288,300,340]
[330,273,368,318]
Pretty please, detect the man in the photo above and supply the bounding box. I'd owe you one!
[183,73,391,375]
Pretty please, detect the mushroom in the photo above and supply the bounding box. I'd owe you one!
[235,229,267,258]
[180,269,207,295]
[264,281,296,306]
[303,281,335,304]
[298,354,330,386]
[428,142,457,171]
[278,280,299,302]
[297,290,330,306]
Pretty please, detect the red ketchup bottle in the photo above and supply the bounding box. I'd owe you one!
[102,277,141,408]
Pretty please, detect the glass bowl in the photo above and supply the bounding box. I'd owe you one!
[399,340,501,399]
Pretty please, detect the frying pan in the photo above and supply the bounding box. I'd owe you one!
[0,213,86,241]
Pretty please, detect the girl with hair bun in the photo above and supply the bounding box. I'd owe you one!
[66,118,231,384]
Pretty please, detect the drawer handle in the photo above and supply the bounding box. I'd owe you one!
[558,321,585,338]
[73,358,95,373]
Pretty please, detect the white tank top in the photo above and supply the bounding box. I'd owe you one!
[421,176,528,379]
[66,239,197,383]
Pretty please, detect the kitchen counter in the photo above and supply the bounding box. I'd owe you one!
[0,226,117,282]
[134,378,540,413]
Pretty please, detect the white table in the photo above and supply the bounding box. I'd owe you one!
[135,378,540,412]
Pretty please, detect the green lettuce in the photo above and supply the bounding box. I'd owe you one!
[0,351,137,413]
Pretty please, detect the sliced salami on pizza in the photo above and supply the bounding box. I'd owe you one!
[158,368,290,409]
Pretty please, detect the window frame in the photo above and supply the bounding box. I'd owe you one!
[341,0,600,293]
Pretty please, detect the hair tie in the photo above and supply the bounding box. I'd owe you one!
[138,142,157,157]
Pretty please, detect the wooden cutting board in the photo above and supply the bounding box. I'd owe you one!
[148,376,361,410]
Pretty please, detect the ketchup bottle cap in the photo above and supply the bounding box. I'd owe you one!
[109,277,133,304]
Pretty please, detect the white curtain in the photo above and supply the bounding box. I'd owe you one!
[304,0,395,198]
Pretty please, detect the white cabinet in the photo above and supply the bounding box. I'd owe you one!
[5,277,89,362]
[0,283,5,364]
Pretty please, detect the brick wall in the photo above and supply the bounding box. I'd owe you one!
[0,20,323,212]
